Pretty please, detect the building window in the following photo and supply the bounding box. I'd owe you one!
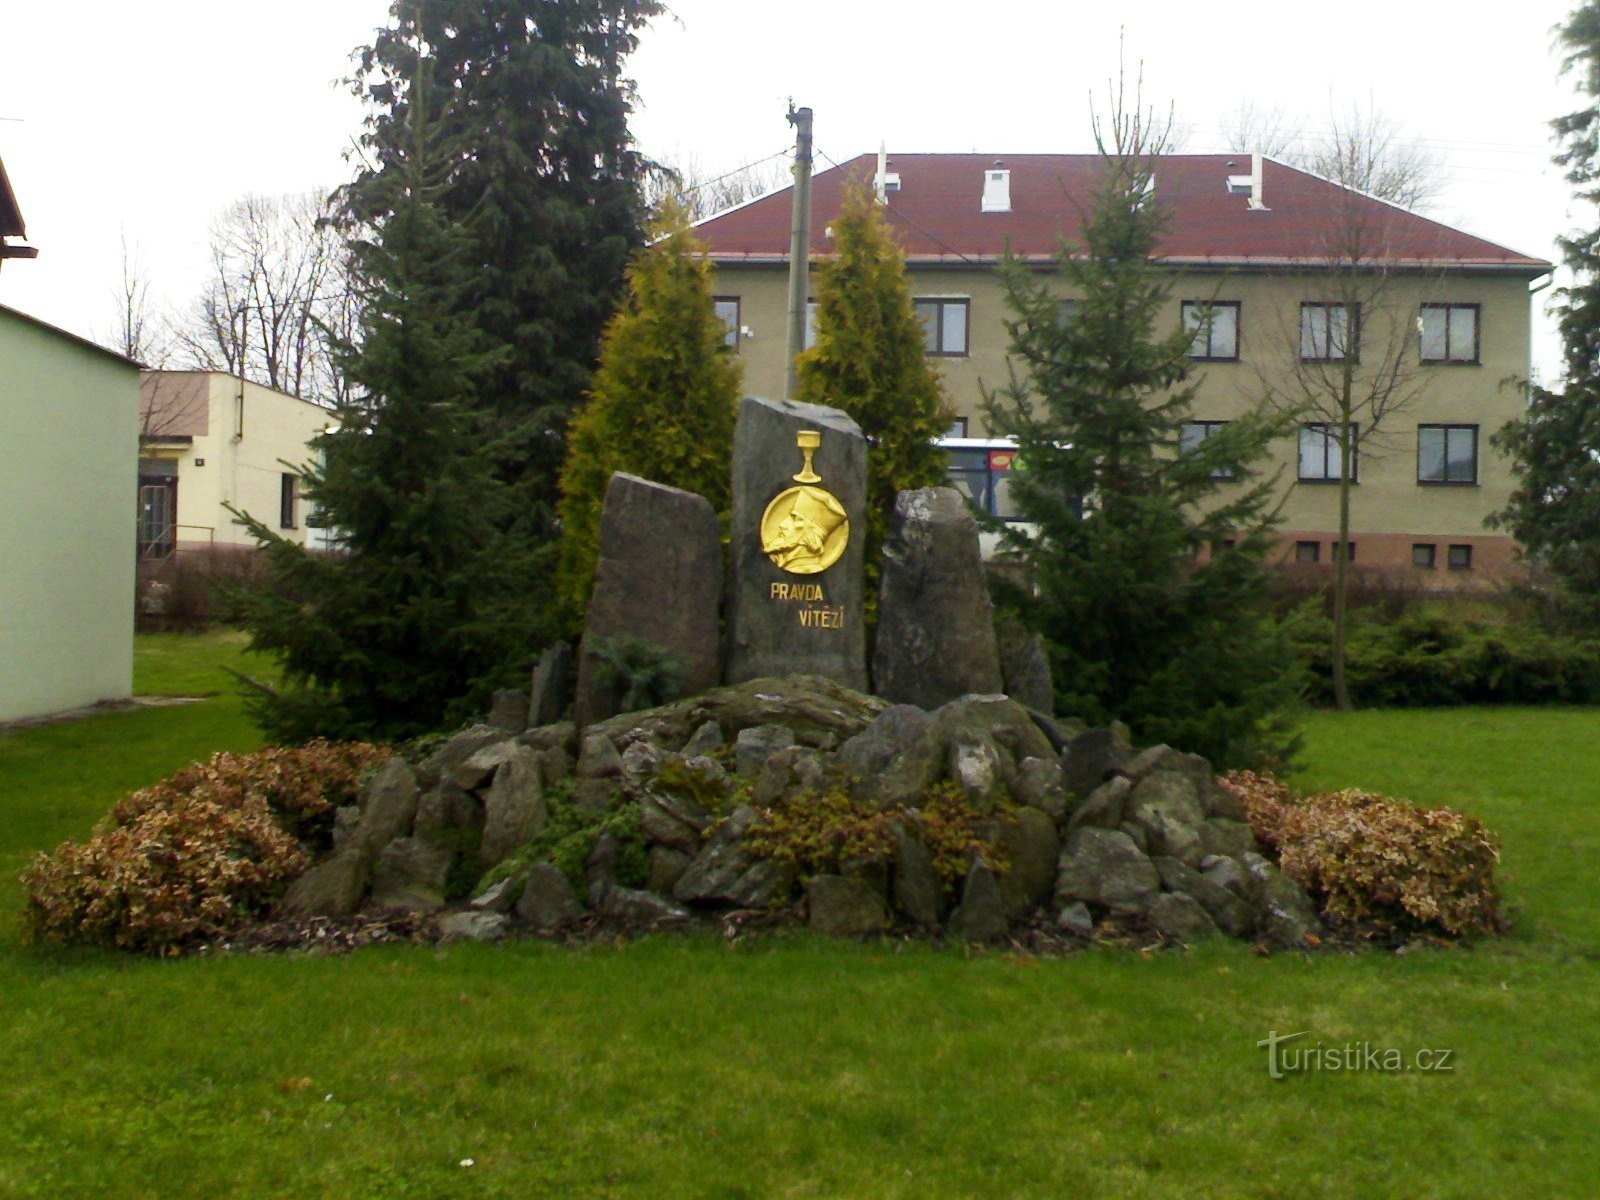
[915,298,970,356]
[1179,420,1236,479]
[1335,541,1356,564]
[1299,423,1359,483]
[947,417,970,438]
[713,296,740,349]
[1413,543,1437,569]
[946,445,1025,521]
[1420,303,1479,364]
[1417,424,1478,485]
[1183,301,1240,360]
[281,473,299,529]
[1448,544,1473,570]
[1295,540,1320,563]
[804,299,819,350]
[1300,302,1359,362]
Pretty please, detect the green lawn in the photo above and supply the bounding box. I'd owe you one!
[1,637,1597,1198]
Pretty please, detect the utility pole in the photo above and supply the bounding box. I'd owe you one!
[784,103,813,399]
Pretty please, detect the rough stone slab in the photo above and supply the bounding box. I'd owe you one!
[995,807,1061,917]
[837,705,931,786]
[529,642,573,728]
[947,860,1008,941]
[351,757,420,866]
[1054,827,1160,914]
[574,473,722,727]
[892,823,941,925]
[515,863,584,932]
[369,837,452,911]
[873,487,1003,709]
[1148,892,1221,944]
[437,911,508,943]
[600,887,692,928]
[726,396,867,690]
[487,689,530,734]
[735,724,796,778]
[1062,727,1130,801]
[1001,631,1054,715]
[806,874,890,935]
[1153,855,1254,937]
[479,745,546,869]
[280,851,369,919]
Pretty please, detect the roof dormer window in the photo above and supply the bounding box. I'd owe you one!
[981,167,1011,213]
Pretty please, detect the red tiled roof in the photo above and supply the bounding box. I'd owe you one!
[696,153,1550,273]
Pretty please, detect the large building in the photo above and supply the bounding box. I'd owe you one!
[694,153,1552,582]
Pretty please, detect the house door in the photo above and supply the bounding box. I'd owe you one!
[138,480,176,559]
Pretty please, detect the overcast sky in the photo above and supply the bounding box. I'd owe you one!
[0,0,1585,380]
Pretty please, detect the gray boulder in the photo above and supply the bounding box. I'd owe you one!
[436,911,508,943]
[369,837,452,911]
[639,791,712,854]
[672,806,785,906]
[947,860,1008,941]
[1062,727,1129,801]
[950,740,1003,811]
[1012,756,1068,822]
[419,725,508,789]
[838,705,932,796]
[1054,828,1161,914]
[1057,901,1095,939]
[450,738,521,792]
[1245,854,1323,947]
[469,873,524,914]
[1153,856,1254,937]
[681,719,724,758]
[479,746,546,868]
[515,863,584,933]
[1199,818,1259,861]
[647,847,692,896]
[280,851,368,919]
[349,757,421,866]
[806,875,891,935]
[1127,771,1206,866]
[891,823,942,925]
[600,886,692,928]
[1000,631,1054,716]
[873,486,1003,710]
[993,807,1061,917]
[1148,892,1221,943]
[735,724,796,778]
[1067,776,1132,833]
[487,689,530,735]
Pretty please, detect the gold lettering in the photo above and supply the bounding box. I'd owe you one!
[770,583,790,600]
[797,606,845,629]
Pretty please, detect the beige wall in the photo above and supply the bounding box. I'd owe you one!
[1,309,138,722]
[141,372,334,551]
[713,260,1535,577]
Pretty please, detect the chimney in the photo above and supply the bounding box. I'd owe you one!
[1226,151,1268,211]
[981,160,1011,213]
[874,141,900,202]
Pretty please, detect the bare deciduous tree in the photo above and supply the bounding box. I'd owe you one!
[103,232,172,366]
[171,191,357,404]
[643,152,790,222]
[1254,114,1444,709]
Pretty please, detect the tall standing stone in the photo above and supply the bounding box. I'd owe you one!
[725,396,867,690]
[873,486,1002,708]
[574,473,722,727]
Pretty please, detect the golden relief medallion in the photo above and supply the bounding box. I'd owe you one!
[760,430,850,575]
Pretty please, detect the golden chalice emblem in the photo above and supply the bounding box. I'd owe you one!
[760,430,850,575]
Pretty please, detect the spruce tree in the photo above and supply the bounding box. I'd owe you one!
[555,205,742,627]
[342,0,662,587]
[984,98,1298,768]
[1492,1,1600,621]
[229,40,537,744]
[796,183,953,616]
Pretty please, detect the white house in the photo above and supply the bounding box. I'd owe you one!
[137,370,336,560]
[0,303,140,722]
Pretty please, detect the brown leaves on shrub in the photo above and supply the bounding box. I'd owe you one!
[22,740,388,954]
[110,739,390,842]
[1219,771,1503,938]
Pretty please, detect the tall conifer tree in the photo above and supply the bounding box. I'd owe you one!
[796,183,953,616]
[230,34,536,743]
[1492,1,1600,620]
[984,89,1298,768]
[342,0,663,576]
[555,205,742,626]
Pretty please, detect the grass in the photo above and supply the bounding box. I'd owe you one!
[1,636,1597,1197]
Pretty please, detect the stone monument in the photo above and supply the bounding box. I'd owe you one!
[574,473,722,726]
[724,396,867,690]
